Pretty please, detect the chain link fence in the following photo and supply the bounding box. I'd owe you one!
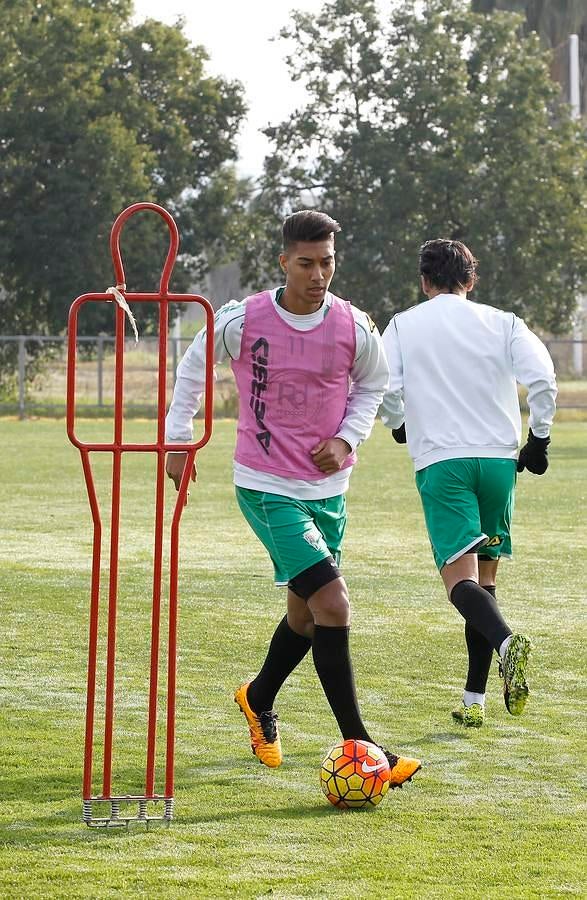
[0,334,586,419]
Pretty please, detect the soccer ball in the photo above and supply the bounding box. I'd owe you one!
[319,739,391,809]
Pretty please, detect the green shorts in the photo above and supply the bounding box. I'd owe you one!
[415,458,516,571]
[235,487,346,586]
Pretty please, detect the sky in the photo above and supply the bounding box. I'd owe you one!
[132,0,330,177]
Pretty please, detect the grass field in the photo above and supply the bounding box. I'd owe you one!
[0,417,585,898]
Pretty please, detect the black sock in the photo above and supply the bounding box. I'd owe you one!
[451,580,511,653]
[312,624,372,742]
[464,586,497,693]
[247,615,312,714]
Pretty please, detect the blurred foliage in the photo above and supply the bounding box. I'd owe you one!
[472,0,587,115]
[0,0,248,345]
[472,0,586,40]
[241,0,587,334]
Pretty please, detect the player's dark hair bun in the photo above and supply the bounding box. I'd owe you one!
[419,239,478,292]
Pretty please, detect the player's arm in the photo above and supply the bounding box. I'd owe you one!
[379,317,406,442]
[165,300,245,491]
[311,310,388,474]
[333,309,390,453]
[510,315,557,474]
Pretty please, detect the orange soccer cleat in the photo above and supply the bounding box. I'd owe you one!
[234,682,283,768]
[379,748,422,788]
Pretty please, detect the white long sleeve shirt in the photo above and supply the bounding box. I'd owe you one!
[380,294,557,472]
[166,288,389,499]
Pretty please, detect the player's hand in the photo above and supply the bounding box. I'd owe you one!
[310,437,352,475]
[165,452,197,503]
[517,429,550,475]
[391,423,407,444]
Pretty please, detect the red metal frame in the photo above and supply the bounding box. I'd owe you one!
[66,202,214,824]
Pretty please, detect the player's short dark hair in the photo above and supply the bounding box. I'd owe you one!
[282,210,341,250]
[419,239,479,292]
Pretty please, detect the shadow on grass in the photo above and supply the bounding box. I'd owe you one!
[2,770,81,804]
[0,800,335,847]
[180,803,334,828]
[2,745,279,804]
[0,757,337,846]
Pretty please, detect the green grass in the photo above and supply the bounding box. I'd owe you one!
[0,418,585,899]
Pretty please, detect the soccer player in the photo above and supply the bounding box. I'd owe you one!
[380,239,557,727]
[165,210,421,785]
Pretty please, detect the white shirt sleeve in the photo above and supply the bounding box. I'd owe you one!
[378,316,405,430]
[165,300,245,443]
[510,315,557,438]
[335,308,390,451]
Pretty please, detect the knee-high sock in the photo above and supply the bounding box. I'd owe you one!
[247,615,312,714]
[312,624,372,742]
[464,586,497,694]
[451,580,511,654]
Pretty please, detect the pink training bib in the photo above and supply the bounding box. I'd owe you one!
[231,291,357,480]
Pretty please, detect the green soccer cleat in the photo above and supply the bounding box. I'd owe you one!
[499,634,533,716]
[451,702,485,728]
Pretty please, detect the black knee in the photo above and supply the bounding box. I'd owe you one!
[449,579,510,652]
[288,557,341,601]
[450,579,478,606]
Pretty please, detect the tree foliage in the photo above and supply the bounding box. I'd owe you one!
[472,0,587,114]
[472,0,586,40]
[243,0,587,333]
[0,0,247,338]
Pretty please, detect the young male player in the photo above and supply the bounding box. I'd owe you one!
[166,210,421,784]
[380,239,557,727]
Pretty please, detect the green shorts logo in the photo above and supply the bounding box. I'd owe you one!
[303,528,322,551]
[485,535,502,547]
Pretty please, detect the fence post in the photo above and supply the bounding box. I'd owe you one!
[172,310,182,387]
[172,337,179,386]
[18,336,26,420]
[97,336,104,407]
[573,329,584,378]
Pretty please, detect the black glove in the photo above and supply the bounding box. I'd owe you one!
[391,423,407,444]
[517,429,550,474]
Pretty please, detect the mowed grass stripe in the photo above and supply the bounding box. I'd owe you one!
[0,418,585,899]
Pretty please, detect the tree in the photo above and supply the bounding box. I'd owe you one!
[243,0,587,334]
[471,1,587,114]
[0,0,247,341]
